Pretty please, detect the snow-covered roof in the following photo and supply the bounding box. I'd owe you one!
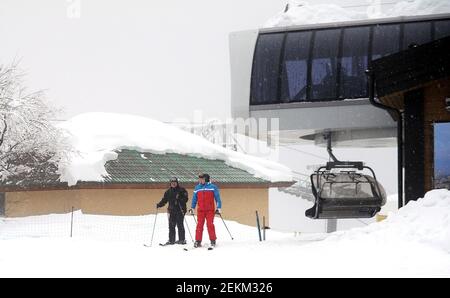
[57,112,293,186]
[265,0,450,28]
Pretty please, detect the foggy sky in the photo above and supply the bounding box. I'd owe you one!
[0,0,291,122]
[0,0,401,194]
[0,0,402,122]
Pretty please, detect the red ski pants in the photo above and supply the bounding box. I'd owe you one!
[195,210,216,242]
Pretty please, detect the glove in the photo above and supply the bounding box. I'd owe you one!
[188,209,194,215]
[215,208,221,215]
[156,204,160,209]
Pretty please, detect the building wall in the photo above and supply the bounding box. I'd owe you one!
[4,187,268,227]
[424,78,450,192]
[219,188,268,227]
[77,189,162,216]
[6,190,82,216]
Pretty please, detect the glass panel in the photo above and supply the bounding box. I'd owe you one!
[280,31,312,102]
[340,26,370,99]
[403,21,432,49]
[434,20,450,40]
[372,24,401,60]
[434,122,450,190]
[251,33,285,105]
[310,29,341,100]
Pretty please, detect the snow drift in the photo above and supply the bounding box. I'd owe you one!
[327,189,450,253]
[57,112,293,186]
[265,0,450,28]
[1,189,450,277]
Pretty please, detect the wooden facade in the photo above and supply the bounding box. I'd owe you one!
[372,36,450,203]
[1,186,271,227]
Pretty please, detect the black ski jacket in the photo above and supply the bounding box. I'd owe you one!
[157,186,189,214]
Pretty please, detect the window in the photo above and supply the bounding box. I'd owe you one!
[0,193,4,216]
[403,21,432,49]
[280,31,312,102]
[250,19,450,106]
[434,122,450,190]
[340,26,370,99]
[251,33,285,105]
[434,20,450,40]
[372,24,401,60]
[310,29,341,100]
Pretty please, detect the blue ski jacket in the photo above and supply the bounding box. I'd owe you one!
[191,182,222,211]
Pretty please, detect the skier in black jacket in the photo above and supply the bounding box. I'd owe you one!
[156,177,189,245]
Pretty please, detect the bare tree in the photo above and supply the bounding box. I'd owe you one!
[0,63,70,185]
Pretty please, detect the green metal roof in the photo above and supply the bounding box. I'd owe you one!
[102,149,267,184]
[0,149,293,192]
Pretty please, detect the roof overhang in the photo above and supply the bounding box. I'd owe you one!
[0,181,295,192]
[372,36,450,107]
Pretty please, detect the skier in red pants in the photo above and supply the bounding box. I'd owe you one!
[189,173,222,248]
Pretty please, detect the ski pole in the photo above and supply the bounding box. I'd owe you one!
[256,210,262,242]
[179,205,194,243]
[190,210,197,224]
[263,216,266,241]
[149,208,159,247]
[218,212,234,240]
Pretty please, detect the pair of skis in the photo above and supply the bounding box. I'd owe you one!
[143,243,178,247]
[144,242,185,247]
[183,244,215,251]
[143,243,215,250]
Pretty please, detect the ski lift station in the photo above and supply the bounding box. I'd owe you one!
[229,13,450,228]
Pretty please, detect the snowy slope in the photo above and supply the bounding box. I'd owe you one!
[265,0,450,27]
[1,189,449,277]
[57,112,293,186]
[327,189,450,253]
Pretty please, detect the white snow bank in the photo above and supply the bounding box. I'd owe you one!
[57,112,293,186]
[327,189,450,253]
[265,0,450,28]
[0,211,297,245]
[379,193,399,215]
[2,190,450,277]
[265,2,366,28]
[1,194,450,277]
[383,0,450,18]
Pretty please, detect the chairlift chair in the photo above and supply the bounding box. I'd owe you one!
[305,134,387,219]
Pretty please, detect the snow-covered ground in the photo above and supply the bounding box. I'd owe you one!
[1,189,450,277]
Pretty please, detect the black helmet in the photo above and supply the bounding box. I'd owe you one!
[199,173,210,183]
[170,177,179,183]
